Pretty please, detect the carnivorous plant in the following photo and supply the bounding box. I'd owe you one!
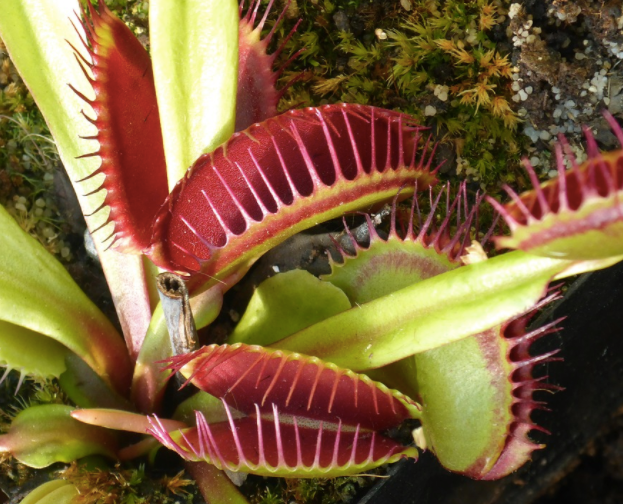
[1,1,623,502]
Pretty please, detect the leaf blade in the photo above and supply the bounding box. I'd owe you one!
[150,0,239,189]
[228,269,351,346]
[0,205,131,394]
[274,251,587,370]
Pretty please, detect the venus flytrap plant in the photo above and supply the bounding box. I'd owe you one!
[317,194,566,479]
[77,133,623,484]
[3,0,623,502]
[0,0,435,495]
[223,184,564,480]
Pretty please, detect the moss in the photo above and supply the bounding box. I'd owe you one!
[0,452,35,495]
[269,0,526,193]
[248,469,384,504]
[57,462,196,504]
[0,40,77,260]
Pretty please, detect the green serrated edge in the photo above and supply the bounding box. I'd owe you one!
[323,236,458,304]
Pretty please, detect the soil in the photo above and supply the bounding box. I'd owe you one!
[503,0,623,172]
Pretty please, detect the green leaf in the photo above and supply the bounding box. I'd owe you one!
[228,270,351,346]
[274,250,615,370]
[0,404,117,468]
[0,205,131,395]
[0,320,69,379]
[19,480,78,504]
[413,328,515,475]
[150,0,239,189]
[174,391,242,425]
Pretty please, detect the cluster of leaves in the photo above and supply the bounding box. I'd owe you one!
[268,0,524,190]
[57,462,195,504]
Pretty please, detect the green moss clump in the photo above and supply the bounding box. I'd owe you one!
[58,462,196,504]
[270,0,526,192]
[249,470,383,504]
